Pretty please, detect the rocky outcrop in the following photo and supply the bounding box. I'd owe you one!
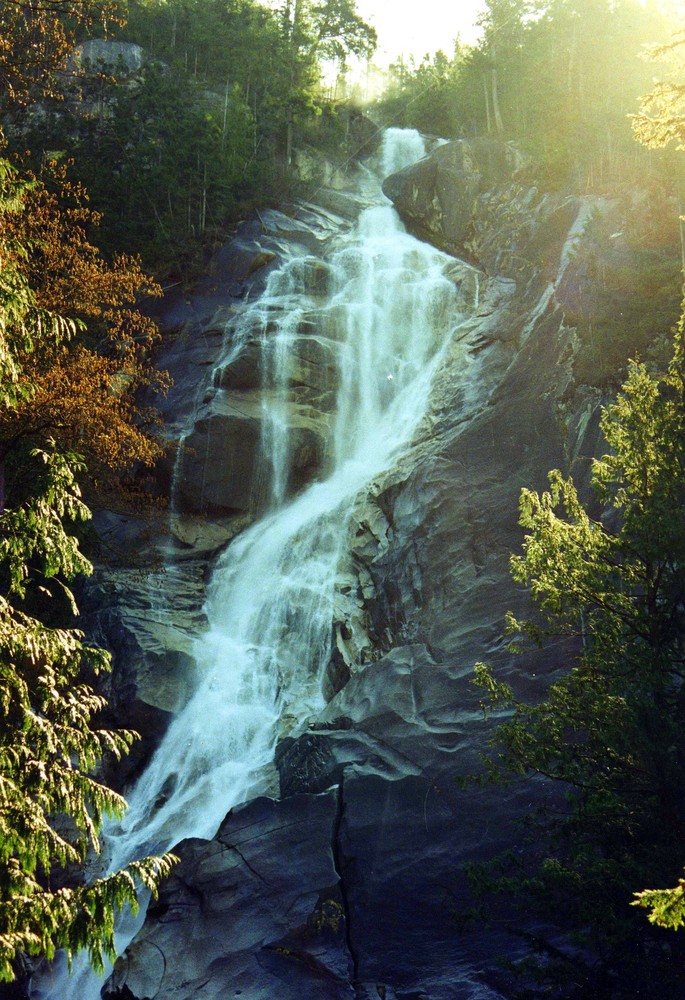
[381,138,529,265]
[71,40,144,74]
[104,771,545,1000]
[383,137,680,385]
[104,791,353,1000]
[92,138,679,999]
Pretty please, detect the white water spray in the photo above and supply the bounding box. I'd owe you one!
[380,126,427,178]
[34,129,471,999]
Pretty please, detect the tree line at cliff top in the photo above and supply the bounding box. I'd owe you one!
[3,0,378,280]
[7,0,685,280]
[376,0,684,190]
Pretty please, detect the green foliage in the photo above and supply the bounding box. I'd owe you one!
[374,0,679,194]
[632,29,685,152]
[632,875,685,930]
[288,0,377,64]
[121,0,292,173]
[500,0,670,186]
[472,334,685,991]
[1,449,92,602]
[625,49,685,940]
[8,0,376,276]
[0,447,177,981]
[122,0,376,160]
[0,158,176,983]
[374,45,467,138]
[274,0,376,168]
[122,0,286,94]
[15,60,262,277]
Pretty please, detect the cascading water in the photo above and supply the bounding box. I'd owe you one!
[33,128,473,999]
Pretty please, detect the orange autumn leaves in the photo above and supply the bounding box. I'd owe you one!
[0,0,124,106]
[10,346,165,473]
[12,169,159,323]
[0,160,168,487]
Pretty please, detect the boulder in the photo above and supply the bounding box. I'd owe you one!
[382,139,527,262]
[103,791,354,1000]
[86,560,206,715]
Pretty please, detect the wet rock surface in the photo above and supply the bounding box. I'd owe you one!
[91,140,651,998]
[103,791,354,1000]
[85,200,353,783]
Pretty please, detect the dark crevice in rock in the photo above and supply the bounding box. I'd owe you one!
[257,940,349,986]
[332,779,359,990]
[228,842,270,885]
[102,988,137,1000]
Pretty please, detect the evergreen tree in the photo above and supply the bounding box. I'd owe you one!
[473,332,685,993]
[374,45,468,138]
[632,28,685,153]
[277,0,376,165]
[624,23,685,936]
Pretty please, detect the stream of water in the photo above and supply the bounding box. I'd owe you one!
[33,127,473,999]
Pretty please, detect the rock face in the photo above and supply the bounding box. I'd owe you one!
[91,139,677,999]
[382,138,529,264]
[84,201,351,788]
[71,40,144,73]
[105,791,353,1000]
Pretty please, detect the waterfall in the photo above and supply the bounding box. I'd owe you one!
[380,126,427,178]
[32,128,470,999]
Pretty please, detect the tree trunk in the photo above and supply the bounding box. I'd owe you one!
[201,165,207,234]
[491,66,503,134]
[286,0,303,171]
[222,78,230,152]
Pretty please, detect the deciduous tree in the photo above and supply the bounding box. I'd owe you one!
[0,159,168,507]
[0,0,124,107]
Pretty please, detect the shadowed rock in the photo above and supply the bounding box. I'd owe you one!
[103,791,354,1000]
[90,139,669,1000]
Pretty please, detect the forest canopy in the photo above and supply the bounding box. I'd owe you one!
[373,0,684,191]
[4,0,378,277]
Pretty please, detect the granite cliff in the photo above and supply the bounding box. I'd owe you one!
[58,134,679,1000]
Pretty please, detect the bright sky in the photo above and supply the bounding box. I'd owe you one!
[355,0,486,64]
